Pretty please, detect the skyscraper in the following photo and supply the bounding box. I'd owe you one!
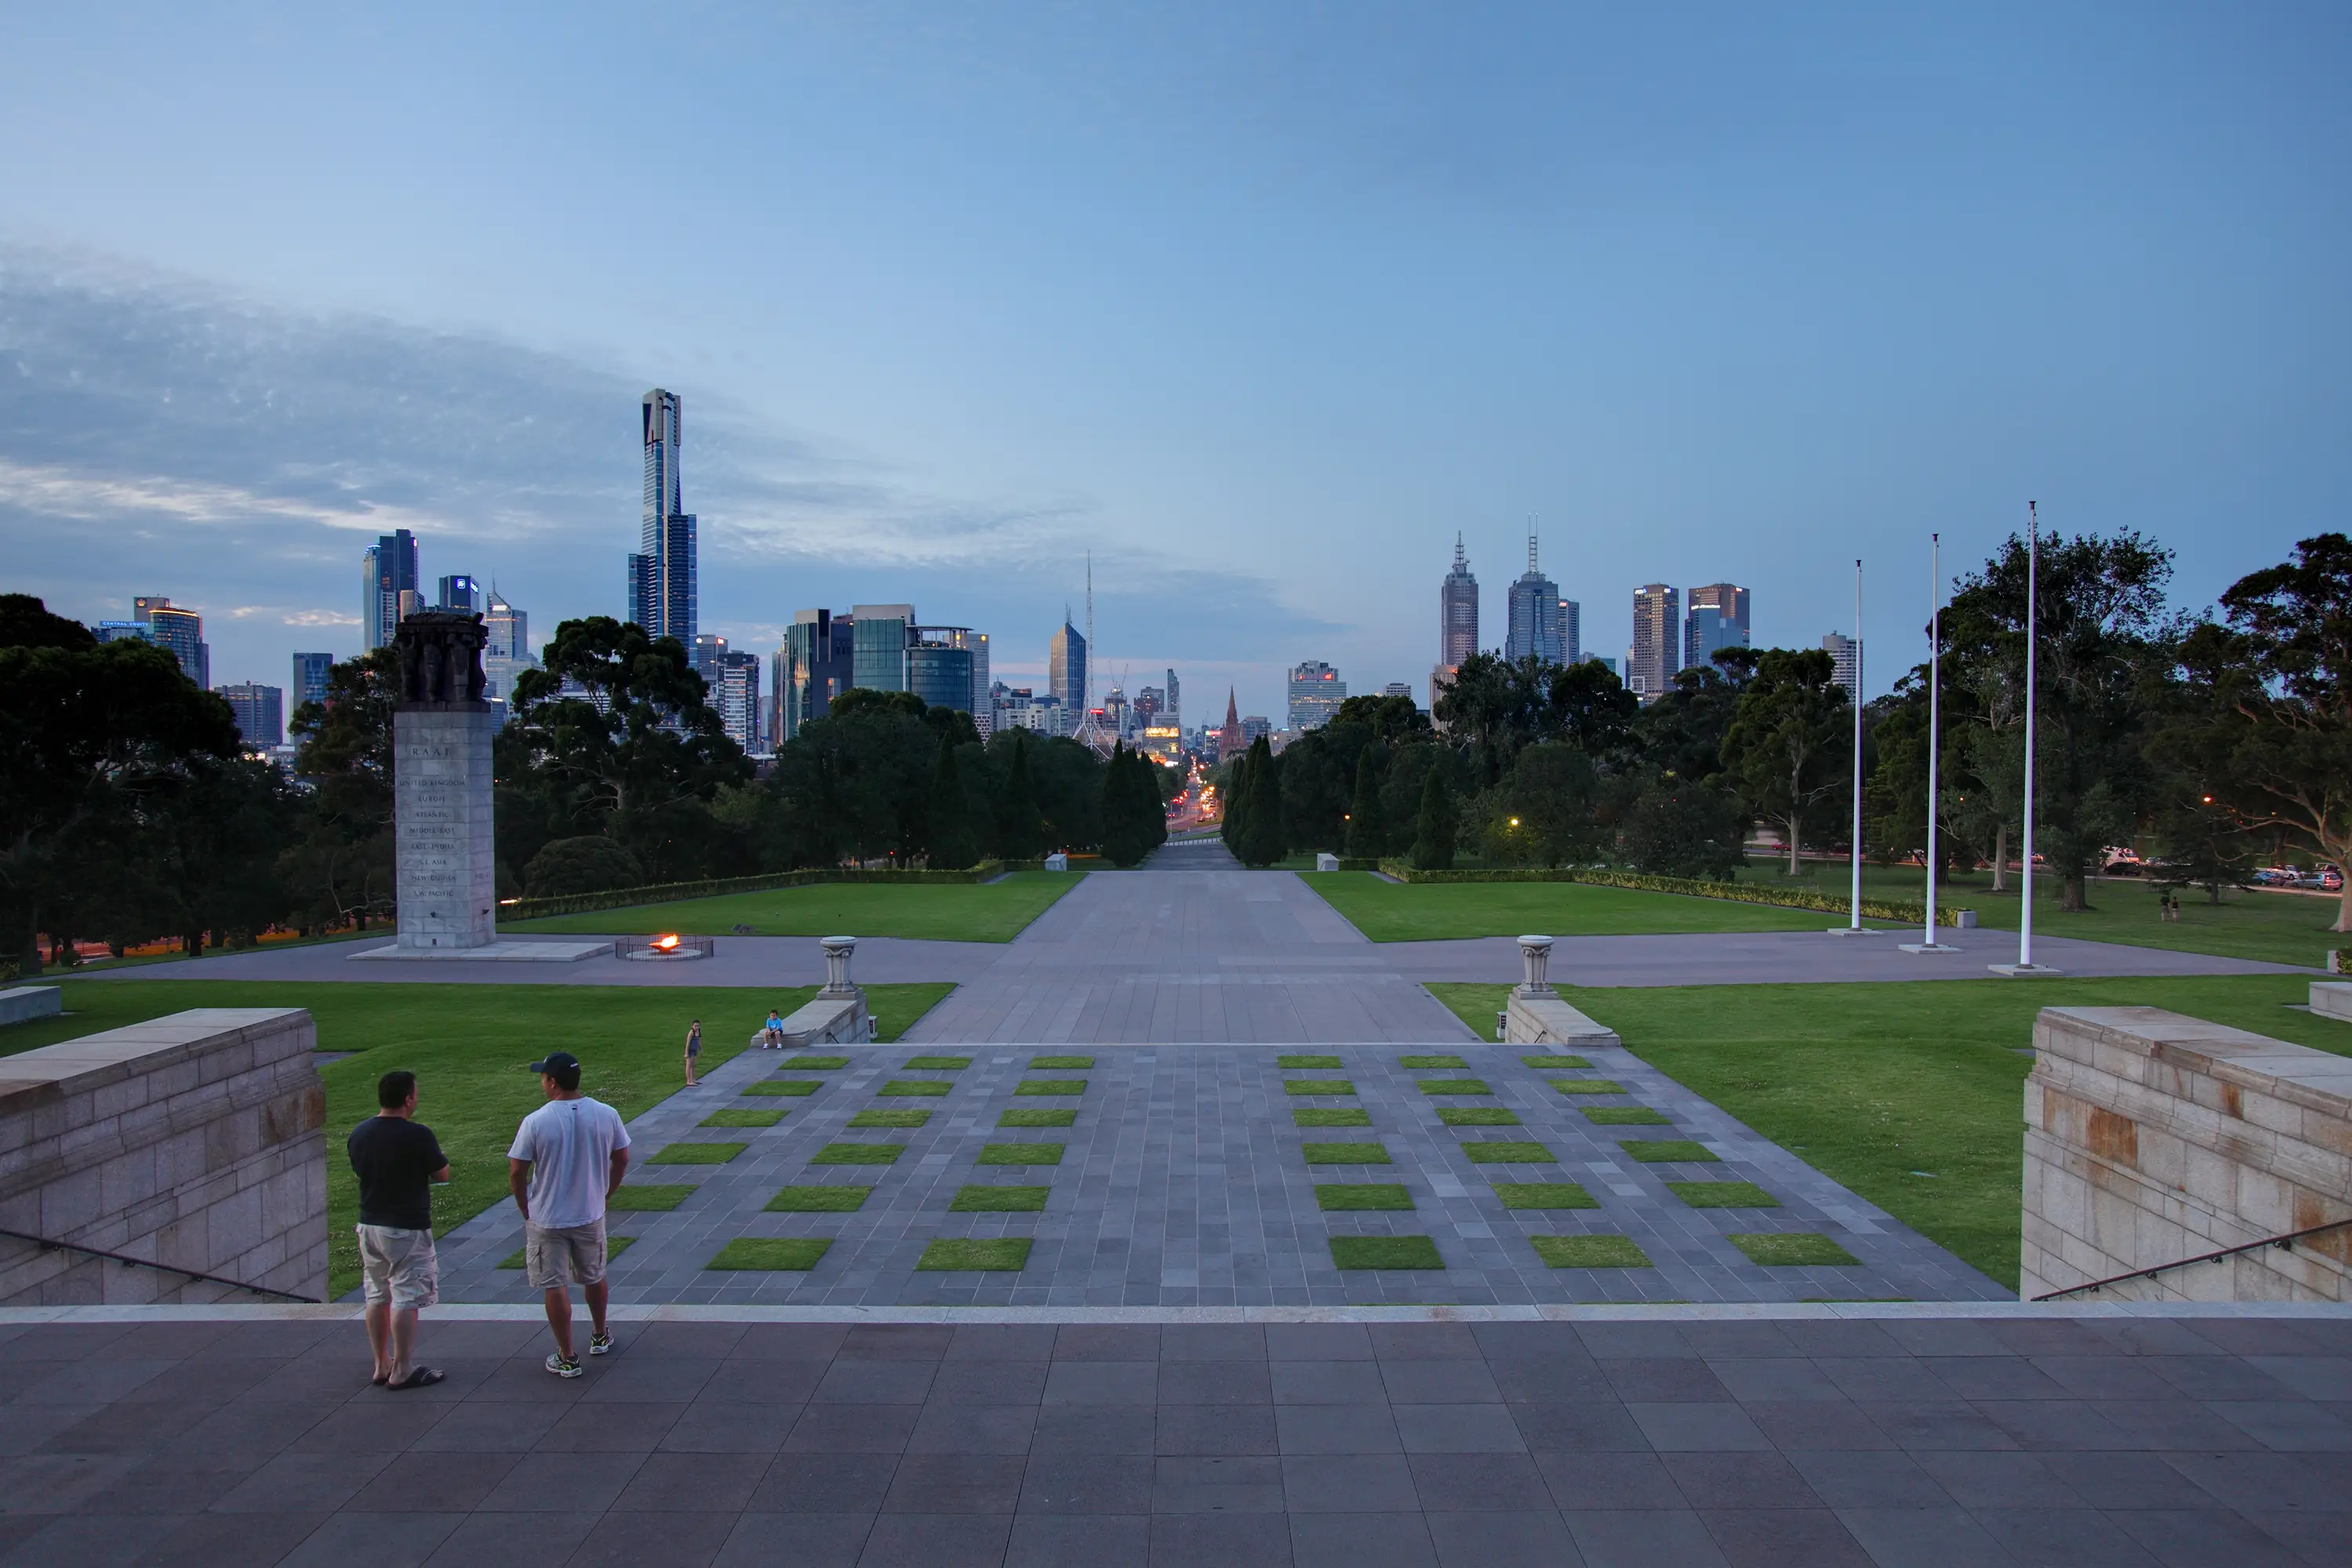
[1435,533,1479,713]
[909,630,977,716]
[1287,660,1345,731]
[361,530,419,650]
[777,609,857,742]
[216,682,283,750]
[1165,669,1180,729]
[133,596,209,687]
[852,604,916,692]
[437,574,482,614]
[1049,617,1087,718]
[481,589,532,709]
[292,652,333,715]
[1684,583,1752,671]
[1823,632,1863,701]
[716,650,762,753]
[1504,532,1563,666]
[1559,598,1583,664]
[626,389,696,644]
[1629,583,1680,702]
[1383,681,1413,702]
[691,633,728,685]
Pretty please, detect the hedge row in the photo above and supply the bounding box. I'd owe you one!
[1370,862,1969,926]
[502,859,1040,922]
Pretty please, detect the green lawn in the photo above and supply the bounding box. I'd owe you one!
[506,870,1082,942]
[17,978,952,1300]
[1306,862,2348,967]
[1427,973,2349,1290]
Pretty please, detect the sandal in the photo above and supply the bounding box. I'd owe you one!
[371,1372,390,1386]
[387,1366,445,1391]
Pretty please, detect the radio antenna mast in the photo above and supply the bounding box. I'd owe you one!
[1085,551,1095,713]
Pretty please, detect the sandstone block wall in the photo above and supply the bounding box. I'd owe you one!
[0,1008,327,1305]
[2022,1006,2352,1302]
[1504,994,1621,1051]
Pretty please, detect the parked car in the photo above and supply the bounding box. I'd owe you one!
[2324,866,2344,892]
[2252,866,2302,887]
[2100,848,2144,875]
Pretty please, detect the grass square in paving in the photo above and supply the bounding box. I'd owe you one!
[999,1108,1078,1127]
[1530,1234,1652,1269]
[1439,1107,1520,1126]
[1399,1054,1468,1069]
[1279,1054,1344,1069]
[767,1185,873,1211]
[648,1142,746,1165]
[1459,1141,1555,1163]
[1329,1236,1443,1269]
[782,1055,851,1069]
[1730,1232,1860,1266]
[1491,1182,1599,1209]
[503,1236,634,1268]
[902,1054,972,1070]
[700,1107,785,1129]
[1522,1054,1592,1069]
[1029,1054,1094,1069]
[1670,1180,1780,1207]
[1549,1078,1625,1095]
[850,1108,932,1128]
[878,1080,952,1096]
[1301,1142,1392,1164]
[1018,1079,1089,1096]
[977,1142,1065,1166]
[1584,1106,1670,1125]
[1316,1184,1414,1210]
[919,1238,1033,1270]
[744,1079,822,1096]
[811,1142,907,1165]
[1620,1138,1717,1163]
[607,1184,695,1212]
[709,1238,833,1270]
[950,1185,1051,1211]
[1294,1107,1373,1127]
[1417,1079,1493,1095]
[1285,1080,1356,1096]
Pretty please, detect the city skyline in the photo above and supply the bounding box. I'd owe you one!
[4,9,2344,719]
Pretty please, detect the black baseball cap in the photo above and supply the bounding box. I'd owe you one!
[529,1051,582,1087]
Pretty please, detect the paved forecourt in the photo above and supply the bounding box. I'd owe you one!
[425,1036,2008,1310]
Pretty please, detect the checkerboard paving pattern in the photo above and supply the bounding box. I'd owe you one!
[429,1042,2012,1308]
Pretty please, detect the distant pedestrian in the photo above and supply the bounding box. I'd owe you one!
[507,1051,632,1377]
[684,1018,703,1084]
[764,1007,784,1049]
[348,1069,450,1391]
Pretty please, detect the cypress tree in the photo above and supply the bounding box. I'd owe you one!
[1221,750,1250,851]
[1410,765,1457,870]
[1240,735,1287,867]
[995,731,1046,860]
[927,736,979,869]
[1102,743,1154,867]
[1345,746,1385,858]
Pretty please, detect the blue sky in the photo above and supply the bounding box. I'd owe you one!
[2,2,2346,719]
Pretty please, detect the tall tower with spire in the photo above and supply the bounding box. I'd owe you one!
[1218,687,1243,761]
[1433,532,1480,715]
[1505,524,1563,666]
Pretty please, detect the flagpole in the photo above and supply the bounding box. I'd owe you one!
[1904,533,1956,953]
[1831,558,1866,933]
[1994,503,2060,975]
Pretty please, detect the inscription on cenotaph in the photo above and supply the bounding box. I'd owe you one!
[391,612,498,950]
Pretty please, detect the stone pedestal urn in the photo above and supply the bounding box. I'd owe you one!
[1515,935,1555,997]
[819,936,859,997]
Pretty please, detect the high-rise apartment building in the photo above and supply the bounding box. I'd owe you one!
[1504,532,1564,666]
[1559,599,1582,664]
[133,596,209,687]
[851,604,916,693]
[777,608,858,742]
[1049,618,1087,717]
[481,590,532,710]
[437,574,482,614]
[1683,583,1752,672]
[1629,583,1680,702]
[216,682,283,750]
[714,650,762,753]
[361,530,419,650]
[291,652,333,715]
[1823,632,1863,701]
[626,389,697,644]
[1287,660,1346,731]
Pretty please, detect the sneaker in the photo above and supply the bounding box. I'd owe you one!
[589,1331,615,1356]
[545,1352,583,1378]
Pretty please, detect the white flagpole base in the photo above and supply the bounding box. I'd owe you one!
[1988,963,2064,977]
[1826,927,1880,936]
[1898,942,1962,953]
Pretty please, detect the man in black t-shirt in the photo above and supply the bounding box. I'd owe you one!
[348,1069,452,1390]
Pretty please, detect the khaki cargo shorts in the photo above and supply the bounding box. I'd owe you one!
[356,1224,440,1310]
[524,1220,608,1290]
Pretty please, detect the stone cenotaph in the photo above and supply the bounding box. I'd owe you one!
[354,612,603,963]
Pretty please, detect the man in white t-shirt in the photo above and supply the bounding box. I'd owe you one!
[507,1051,632,1377]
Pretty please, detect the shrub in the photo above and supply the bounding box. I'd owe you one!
[523,835,645,898]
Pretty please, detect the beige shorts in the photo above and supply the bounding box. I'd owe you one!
[524,1219,608,1290]
[356,1225,440,1310]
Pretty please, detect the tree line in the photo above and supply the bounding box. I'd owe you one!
[1212,531,2352,935]
[2,605,1176,975]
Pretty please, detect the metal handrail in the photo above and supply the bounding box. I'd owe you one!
[0,1224,318,1304]
[2031,1216,2352,1302]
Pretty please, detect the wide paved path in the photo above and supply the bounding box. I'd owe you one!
[1,1307,2346,1567]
